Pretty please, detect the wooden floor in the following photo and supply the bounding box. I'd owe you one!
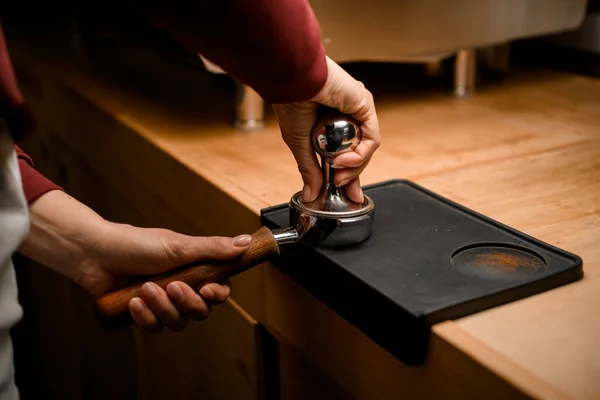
[9,29,600,399]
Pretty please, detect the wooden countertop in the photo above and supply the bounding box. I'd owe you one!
[11,35,600,399]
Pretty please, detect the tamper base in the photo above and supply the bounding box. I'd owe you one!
[289,191,375,247]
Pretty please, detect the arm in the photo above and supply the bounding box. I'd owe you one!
[17,188,249,333]
[143,0,380,203]
[3,18,244,334]
[15,147,247,333]
[143,0,328,103]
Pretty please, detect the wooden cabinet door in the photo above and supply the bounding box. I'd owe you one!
[278,341,355,400]
[136,300,266,400]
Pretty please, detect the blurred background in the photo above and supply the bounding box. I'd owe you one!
[2,1,599,129]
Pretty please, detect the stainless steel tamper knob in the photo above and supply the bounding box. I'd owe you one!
[304,110,367,213]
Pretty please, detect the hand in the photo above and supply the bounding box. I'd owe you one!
[19,190,251,334]
[81,223,252,334]
[272,56,380,204]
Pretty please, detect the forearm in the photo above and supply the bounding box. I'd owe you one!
[17,190,111,291]
[15,187,244,332]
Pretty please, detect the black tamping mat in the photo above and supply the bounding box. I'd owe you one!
[260,179,583,366]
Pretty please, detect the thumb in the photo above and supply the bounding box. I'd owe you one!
[272,102,323,202]
[181,235,252,263]
[293,141,322,203]
[160,234,252,271]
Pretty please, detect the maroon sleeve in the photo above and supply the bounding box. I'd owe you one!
[143,0,328,103]
[14,145,63,203]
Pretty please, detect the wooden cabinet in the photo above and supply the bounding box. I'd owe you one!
[135,301,267,400]
[278,341,355,400]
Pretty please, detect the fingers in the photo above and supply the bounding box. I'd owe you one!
[164,233,252,272]
[167,282,211,320]
[333,116,379,171]
[188,234,252,261]
[293,144,322,203]
[138,282,189,332]
[334,159,369,186]
[332,159,370,203]
[336,89,380,170]
[115,227,244,334]
[331,137,378,169]
[341,177,364,204]
[300,164,324,203]
[312,57,380,188]
[199,280,232,305]
[129,280,232,334]
[129,297,162,334]
[272,102,323,202]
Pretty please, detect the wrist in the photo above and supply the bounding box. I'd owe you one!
[72,219,121,296]
[74,220,139,297]
[310,57,337,103]
[18,191,115,295]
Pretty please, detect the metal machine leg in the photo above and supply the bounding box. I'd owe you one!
[234,83,265,131]
[454,48,476,98]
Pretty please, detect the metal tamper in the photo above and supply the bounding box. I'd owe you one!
[275,107,375,247]
[95,109,375,330]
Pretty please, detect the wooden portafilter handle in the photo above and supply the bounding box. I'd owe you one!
[94,227,279,331]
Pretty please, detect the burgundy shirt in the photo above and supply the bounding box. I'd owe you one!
[14,145,62,203]
[1,0,328,203]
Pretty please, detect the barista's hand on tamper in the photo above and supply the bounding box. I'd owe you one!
[273,57,380,204]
